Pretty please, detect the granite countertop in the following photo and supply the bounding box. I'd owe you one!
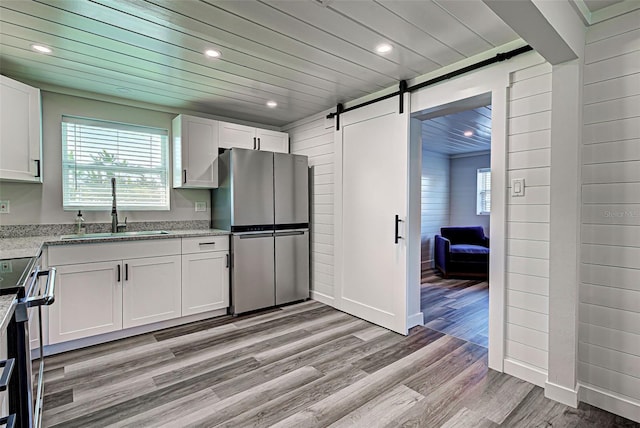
[0,294,17,332]
[0,229,230,260]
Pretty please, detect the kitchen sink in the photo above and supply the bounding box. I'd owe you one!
[61,230,170,240]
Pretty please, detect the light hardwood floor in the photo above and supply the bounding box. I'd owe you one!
[42,300,638,427]
[421,268,489,347]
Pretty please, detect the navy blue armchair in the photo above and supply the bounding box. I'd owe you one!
[434,226,489,279]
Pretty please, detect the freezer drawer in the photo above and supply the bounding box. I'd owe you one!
[274,153,308,226]
[275,230,309,305]
[231,233,275,314]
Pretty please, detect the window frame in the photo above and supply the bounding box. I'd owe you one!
[61,116,171,211]
[476,167,491,216]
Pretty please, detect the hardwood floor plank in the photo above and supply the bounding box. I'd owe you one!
[216,366,369,428]
[110,388,220,428]
[328,384,425,428]
[157,366,324,427]
[42,389,73,412]
[440,407,500,428]
[268,334,465,428]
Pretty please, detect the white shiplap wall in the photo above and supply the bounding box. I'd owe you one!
[421,150,451,269]
[579,10,640,415]
[284,112,336,304]
[505,60,552,380]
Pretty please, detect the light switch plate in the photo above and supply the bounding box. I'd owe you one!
[0,200,9,214]
[511,178,525,197]
[195,201,207,212]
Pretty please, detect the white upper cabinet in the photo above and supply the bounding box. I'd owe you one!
[172,114,219,189]
[0,75,42,183]
[219,120,288,153]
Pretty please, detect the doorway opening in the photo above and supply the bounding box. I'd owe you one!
[412,94,492,348]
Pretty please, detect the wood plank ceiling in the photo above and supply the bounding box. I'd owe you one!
[0,0,520,126]
[421,106,492,156]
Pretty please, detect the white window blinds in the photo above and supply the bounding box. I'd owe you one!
[477,168,491,215]
[62,116,170,211]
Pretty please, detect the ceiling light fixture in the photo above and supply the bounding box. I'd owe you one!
[204,49,221,58]
[266,101,278,108]
[375,43,393,54]
[31,44,52,54]
[463,130,474,137]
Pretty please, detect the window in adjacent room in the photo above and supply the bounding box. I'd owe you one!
[476,167,491,215]
[62,116,170,210]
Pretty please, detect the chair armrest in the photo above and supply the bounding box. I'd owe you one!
[484,236,490,248]
[434,235,450,268]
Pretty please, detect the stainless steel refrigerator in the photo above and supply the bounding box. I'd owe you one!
[212,148,309,314]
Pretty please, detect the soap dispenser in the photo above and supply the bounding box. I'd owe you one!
[75,210,86,235]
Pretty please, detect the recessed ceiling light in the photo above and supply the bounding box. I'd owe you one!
[31,44,52,54]
[266,101,278,108]
[463,130,474,137]
[375,43,393,54]
[204,49,221,58]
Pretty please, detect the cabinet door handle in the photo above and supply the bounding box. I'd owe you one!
[253,137,256,150]
[198,242,217,246]
[258,137,261,150]
[226,254,230,268]
[125,263,129,281]
[183,169,187,184]
[34,160,41,178]
[117,264,121,282]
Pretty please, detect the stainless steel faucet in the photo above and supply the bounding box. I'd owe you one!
[111,178,127,233]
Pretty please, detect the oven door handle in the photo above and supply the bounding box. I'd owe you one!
[26,268,57,307]
[0,358,15,392]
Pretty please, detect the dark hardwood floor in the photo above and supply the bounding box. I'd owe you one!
[41,300,638,427]
[421,268,489,347]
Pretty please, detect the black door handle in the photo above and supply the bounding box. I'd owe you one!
[257,137,261,150]
[125,264,129,281]
[117,264,121,282]
[253,137,256,150]
[183,169,187,184]
[395,215,403,244]
[34,159,41,178]
[226,254,230,268]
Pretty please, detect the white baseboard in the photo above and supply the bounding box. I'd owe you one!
[407,312,424,328]
[311,290,335,307]
[43,308,228,356]
[579,382,640,423]
[504,358,547,387]
[545,380,579,407]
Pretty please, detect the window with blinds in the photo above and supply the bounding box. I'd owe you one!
[62,116,170,211]
[476,168,491,215]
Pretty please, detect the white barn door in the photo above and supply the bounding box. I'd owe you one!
[335,97,410,334]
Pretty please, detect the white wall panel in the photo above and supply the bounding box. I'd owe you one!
[584,74,640,105]
[507,323,548,351]
[505,63,552,373]
[580,283,640,313]
[580,303,640,336]
[582,139,640,164]
[583,116,640,144]
[582,204,640,226]
[582,161,640,184]
[285,112,335,301]
[507,129,551,153]
[420,150,450,267]
[579,362,640,401]
[580,263,640,291]
[579,323,640,357]
[582,224,640,247]
[583,95,640,125]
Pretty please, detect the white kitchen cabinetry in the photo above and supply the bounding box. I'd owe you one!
[47,239,181,344]
[0,75,42,182]
[49,261,122,344]
[219,121,288,153]
[122,255,181,328]
[181,236,229,316]
[172,114,219,189]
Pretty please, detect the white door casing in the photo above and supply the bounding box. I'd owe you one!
[408,53,545,370]
[335,97,410,335]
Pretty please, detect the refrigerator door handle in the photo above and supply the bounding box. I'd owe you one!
[239,232,274,239]
[275,231,306,236]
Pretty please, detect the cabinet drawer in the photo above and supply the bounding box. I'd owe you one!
[182,236,229,254]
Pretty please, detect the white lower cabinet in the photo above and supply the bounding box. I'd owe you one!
[49,261,122,344]
[182,252,229,316]
[46,236,229,346]
[123,255,181,328]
